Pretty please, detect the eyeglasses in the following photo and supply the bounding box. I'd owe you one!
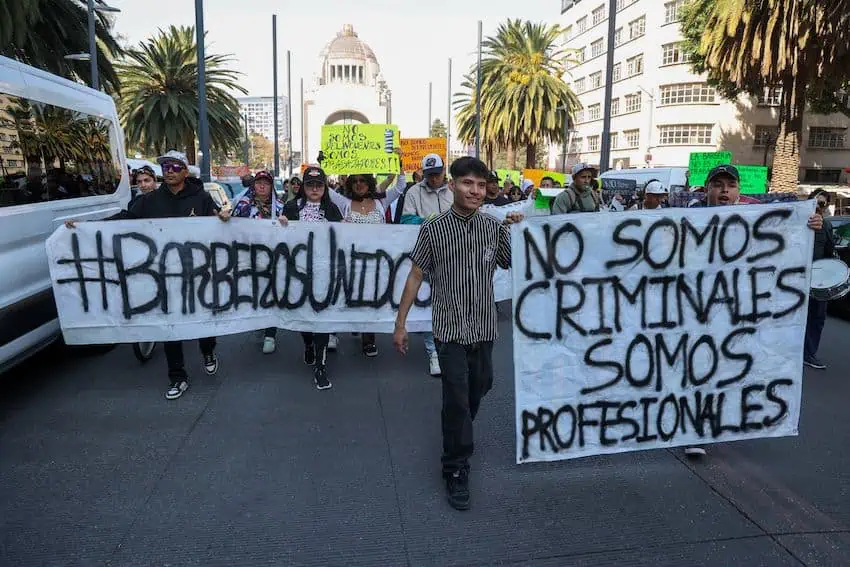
[162,162,186,173]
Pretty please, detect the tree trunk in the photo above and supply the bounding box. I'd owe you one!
[486,143,494,168]
[506,145,517,170]
[186,137,197,165]
[525,143,536,169]
[769,78,804,192]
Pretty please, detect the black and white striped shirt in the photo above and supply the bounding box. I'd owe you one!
[410,207,511,345]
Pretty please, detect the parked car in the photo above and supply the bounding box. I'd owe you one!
[826,215,850,319]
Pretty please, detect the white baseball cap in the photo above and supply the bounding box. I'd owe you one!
[157,150,189,168]
[645,180,668,195]
[571,162,597,177]
[421,154,444,175]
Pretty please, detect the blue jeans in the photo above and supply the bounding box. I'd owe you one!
[423,332,436,355]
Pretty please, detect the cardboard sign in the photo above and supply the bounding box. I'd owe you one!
[513,201,815,462]
[736,165,769,194]
[400,138,446,173]
[688,151,732,187]
[321,124,401,174]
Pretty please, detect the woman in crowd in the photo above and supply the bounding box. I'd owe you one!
[278,166,342,391]
[507,185,524,202]
[232,170,284,354]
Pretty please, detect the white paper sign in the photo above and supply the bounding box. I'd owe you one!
[47,218,512,344]
[513,201,815,463]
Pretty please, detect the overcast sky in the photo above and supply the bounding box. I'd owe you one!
[112,0,556,151]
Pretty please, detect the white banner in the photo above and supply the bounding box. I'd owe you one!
[47,218,512,344]
[513,201,815,462]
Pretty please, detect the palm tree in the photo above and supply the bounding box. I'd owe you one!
[682,0,850,191]
[454,20,580,169]
[116,26,246,164]
[0,0,122,93]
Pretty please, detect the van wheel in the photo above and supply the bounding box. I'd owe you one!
[132,342,157,363]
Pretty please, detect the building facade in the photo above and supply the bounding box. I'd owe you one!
[303,24,392,166]
[0,94,24,177]
[558,0,850,185]
[237,96,290,143]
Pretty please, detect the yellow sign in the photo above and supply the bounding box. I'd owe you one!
[321,124,400,174]
[522,169,567,187]
[400,138,446,173]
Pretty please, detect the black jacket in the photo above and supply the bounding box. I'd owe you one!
[127,178,218,219]
[813,218,835,261]
[283,197,342,222]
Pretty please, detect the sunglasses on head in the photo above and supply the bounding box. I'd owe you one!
[162,162,186,173]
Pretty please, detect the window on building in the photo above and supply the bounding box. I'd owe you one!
[658,124,713,145]
[575,109,585,123]
[577,16,587,33]
[753,125,779,147]
[659,83,717,105]
[614,28,623,45]
[590,72,602,89]
[591,38,604,58]
[359,66,364,82]
[611,98,620,115]
[588,103,601,120]
[760,87,782,106]
[610,132,619,149]
[661,42,690,65]
[0,93,122,208]
[588,135,601,151]
[616,0,626,11]
[624,92,642,113]
[613,62,622,81]
[577,47,586,63]
[664,0,686,24]
[627,54,644,77]
[809,127,846,149]
[804,169,842,183]
[624,129,640,148]
[564,25,573,39]
[570,137,584,152]
[575,77,586,93]
[561,0,573,13]
[592,5,605,25]
[629,16,646,40]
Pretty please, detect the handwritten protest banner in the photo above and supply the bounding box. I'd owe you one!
[321,124,400,174]
[47,219,511,344]
[688,151,732,187]
[496,169,522,186]
[736,165,769,194]
[522,169,567,188]
[400,138,446,173]
[513,201,814,462]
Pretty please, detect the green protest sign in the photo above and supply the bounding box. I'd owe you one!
[496,169,522,187]
[736,165,769,194]
[321,124,400,174]
[688,151,732,187]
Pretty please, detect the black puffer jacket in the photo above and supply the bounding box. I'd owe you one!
[813,218,835,261]
[283,196,342,222]
[127,177,218,219]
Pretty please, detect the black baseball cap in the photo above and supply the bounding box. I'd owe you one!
[706,164,740,184]
[302,166,327,186]
[488,171,499,182]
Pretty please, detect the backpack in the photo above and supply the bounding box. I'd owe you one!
[551,186,601,213]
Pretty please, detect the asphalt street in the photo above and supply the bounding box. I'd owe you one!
[2,309,850,567]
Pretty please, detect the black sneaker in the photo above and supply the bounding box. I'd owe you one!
[804,356,826,370]
[203,353,218,375]
[314,366,332,390]
[165,380,189,400]
[304,343,316,366]
[363,343,378,358]
[445,470,470,511]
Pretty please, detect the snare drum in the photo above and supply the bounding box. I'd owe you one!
[811,258,850,301]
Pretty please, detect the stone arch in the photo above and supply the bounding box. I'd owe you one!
[324,110,370,125]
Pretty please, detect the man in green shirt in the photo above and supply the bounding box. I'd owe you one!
[551,163,600,214]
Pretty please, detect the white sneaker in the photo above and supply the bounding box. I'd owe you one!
[684,447,706,458]
[328,334,339,351]
[262,337,276,354]
[429,352,441,377]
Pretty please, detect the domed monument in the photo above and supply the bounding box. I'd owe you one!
[302,24,392,166]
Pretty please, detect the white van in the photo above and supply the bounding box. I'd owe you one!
[0,56,130,372]
[600,167,689,191]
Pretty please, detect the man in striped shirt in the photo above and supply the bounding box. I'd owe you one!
[393,156,524,511]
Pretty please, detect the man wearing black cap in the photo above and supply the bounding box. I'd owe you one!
[804,189,835,370]
[484,172,510,206]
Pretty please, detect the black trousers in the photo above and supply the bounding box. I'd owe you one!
[804,299,827,359]
[164,337,216,382]
[301,332,329,366]
[264,328,277,338]
[437,340,494,477]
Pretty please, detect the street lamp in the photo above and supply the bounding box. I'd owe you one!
[85,0,121,91]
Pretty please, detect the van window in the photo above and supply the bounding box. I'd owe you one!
[0,93,122,208]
